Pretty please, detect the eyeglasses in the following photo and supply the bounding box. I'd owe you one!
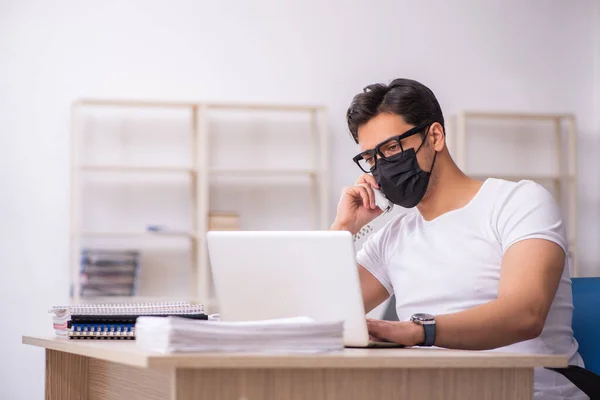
[353,124,430,173]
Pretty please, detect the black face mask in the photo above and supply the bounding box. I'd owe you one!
[372,136,437,208]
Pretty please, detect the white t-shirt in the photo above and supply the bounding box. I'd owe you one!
[357,178,587,400]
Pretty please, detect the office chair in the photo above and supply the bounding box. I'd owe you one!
[571,277,600,375]
[548,277,600,398]
[381,295,399,321]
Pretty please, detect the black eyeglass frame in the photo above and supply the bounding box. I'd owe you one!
[352,123,431,173]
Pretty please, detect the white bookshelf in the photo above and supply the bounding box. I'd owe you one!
[70,99,329,309]
[455,111,578,275]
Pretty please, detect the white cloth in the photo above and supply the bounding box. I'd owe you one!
[357,178,587,400]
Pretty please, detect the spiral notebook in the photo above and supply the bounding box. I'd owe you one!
[49,301,206,340]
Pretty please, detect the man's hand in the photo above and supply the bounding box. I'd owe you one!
[366,319,424,346]
[331,174,383,235]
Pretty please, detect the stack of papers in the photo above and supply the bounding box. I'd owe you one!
[136,316,344,354]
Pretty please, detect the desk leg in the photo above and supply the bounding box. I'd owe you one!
[46,349,89,400]
[175,368,534,400]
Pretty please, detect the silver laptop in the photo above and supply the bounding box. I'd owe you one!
[207,230,398,348]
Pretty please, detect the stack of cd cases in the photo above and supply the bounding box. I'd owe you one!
[49,302,207,340]
[79,249,141,298]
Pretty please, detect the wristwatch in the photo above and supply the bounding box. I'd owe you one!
[410,313,436,347]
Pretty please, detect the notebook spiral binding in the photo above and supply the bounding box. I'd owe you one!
[50,301,205,316]
[69,324,136,340]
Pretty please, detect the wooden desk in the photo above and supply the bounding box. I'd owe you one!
[23,335,567,400]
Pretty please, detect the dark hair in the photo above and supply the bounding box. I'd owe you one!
[346,78,445,143]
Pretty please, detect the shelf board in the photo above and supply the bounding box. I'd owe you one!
[80,165,194,173]
[207,102,323,112]
[470,174,575,182]
[81,166,319,176]
[77,231,197,239]
[77,98,197,109]
[461,111,575,121]
[210,168,317,177]
[77,98,324,112]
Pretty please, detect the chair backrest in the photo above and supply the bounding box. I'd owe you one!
[571,277,600,375]
[381,295,399,321]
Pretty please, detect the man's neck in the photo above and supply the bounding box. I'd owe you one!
[416,162,482,222]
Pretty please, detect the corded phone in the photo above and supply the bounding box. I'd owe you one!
[373,189,393,214]
[353,189,394,245]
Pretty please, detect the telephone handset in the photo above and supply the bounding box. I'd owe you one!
[373,189,393,214]
[354,189,393,244]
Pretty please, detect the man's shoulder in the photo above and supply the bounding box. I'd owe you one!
[483,178,561,236]
[485,178,554,205]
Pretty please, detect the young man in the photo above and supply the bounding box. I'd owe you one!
[331,79,586,399]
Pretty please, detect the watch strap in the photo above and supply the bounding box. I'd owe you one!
[423,323,436,347]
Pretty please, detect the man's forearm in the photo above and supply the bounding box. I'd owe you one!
[434,298,544,350]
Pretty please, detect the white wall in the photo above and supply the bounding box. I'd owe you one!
[1,1,599,398]
[595,0,600,218]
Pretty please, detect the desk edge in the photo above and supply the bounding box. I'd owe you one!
[22,336,150,368]
[22,336,569,370]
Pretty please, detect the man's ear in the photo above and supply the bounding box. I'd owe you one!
[429,122,445,151]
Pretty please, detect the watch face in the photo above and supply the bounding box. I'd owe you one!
[411,313,435,322]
